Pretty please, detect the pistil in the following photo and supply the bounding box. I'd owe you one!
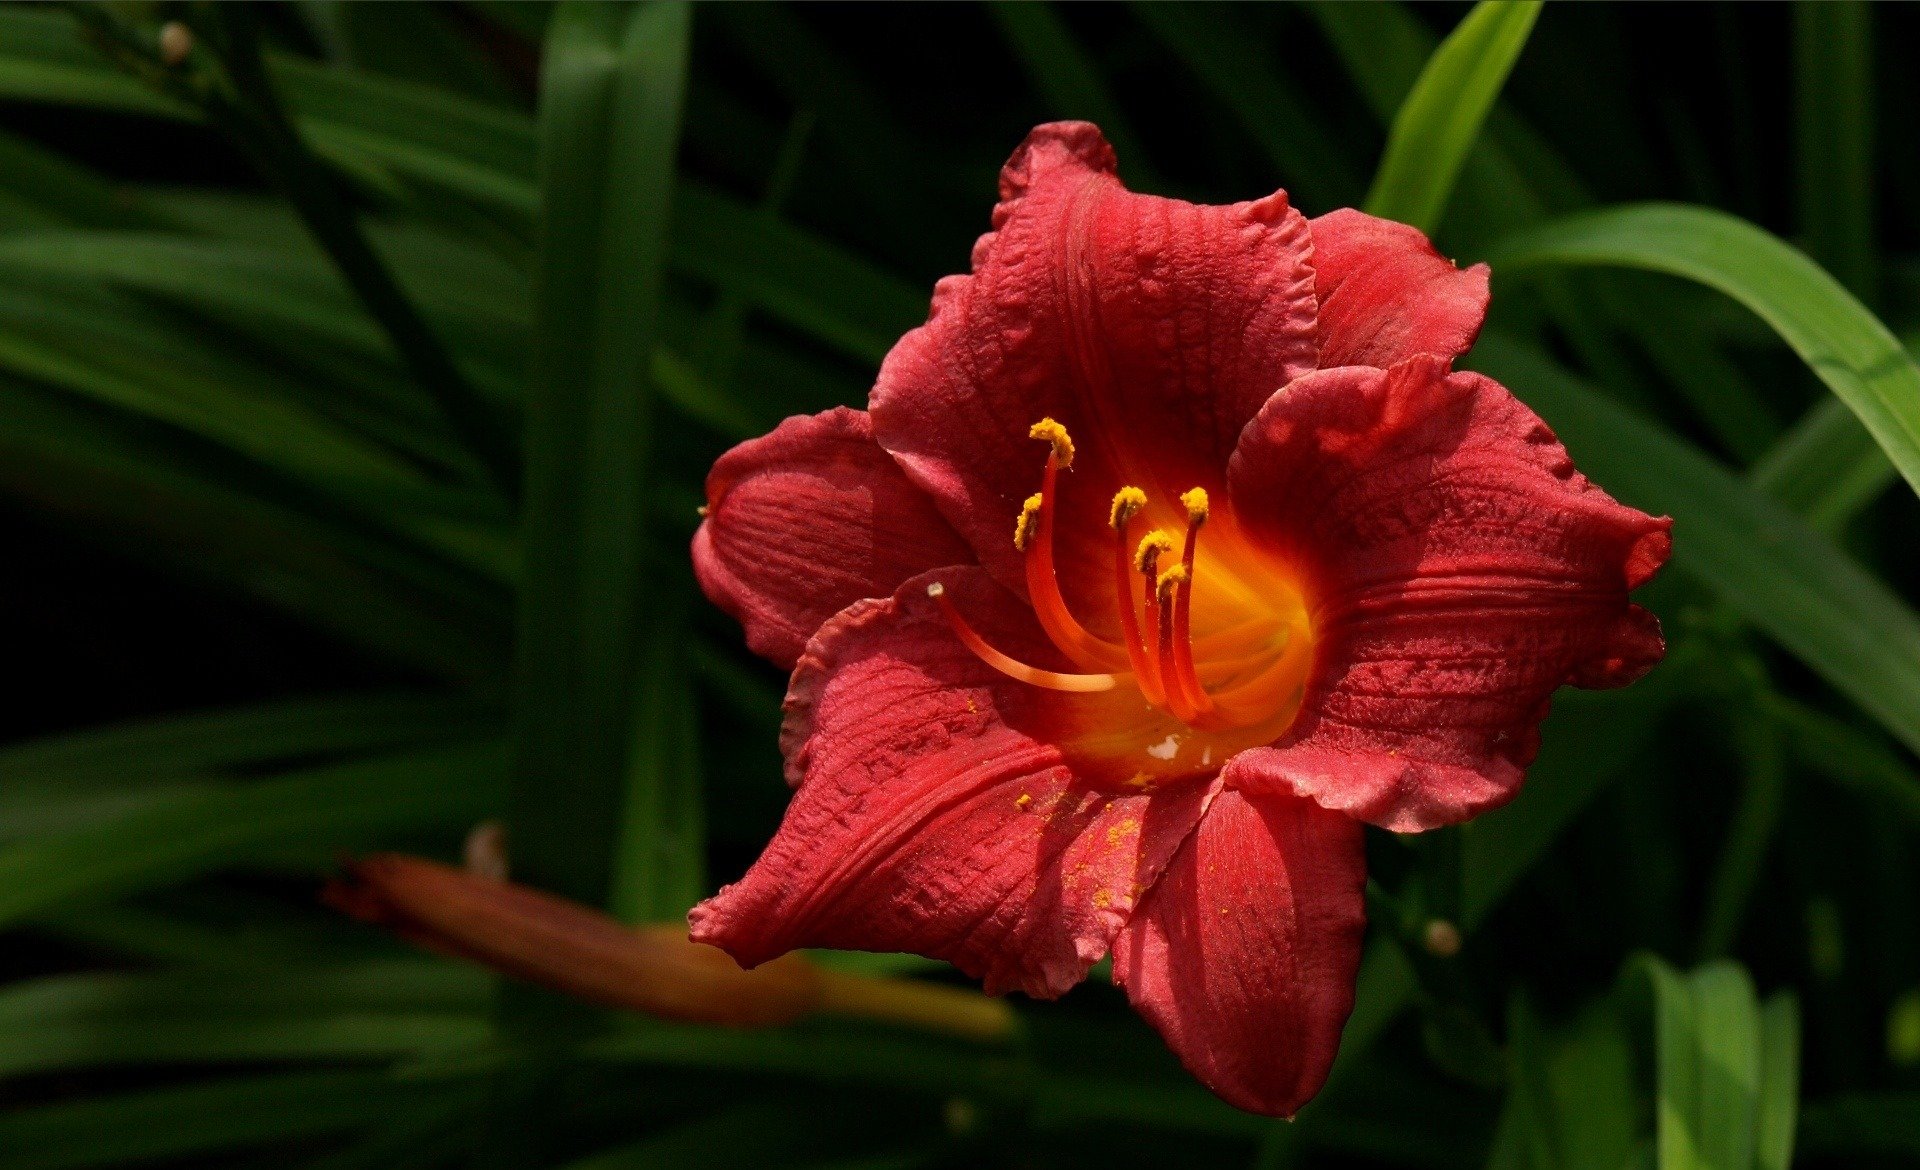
[928,582,1119,693]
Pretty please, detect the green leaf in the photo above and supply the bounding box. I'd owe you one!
[1633,958,1764,1170]
[1749,396,1894,531]
[0,961,489,1077]
[988,2,1156,189]
[1487,204,1920,511]
[1793,1,1875,303]
[510,0,692,923]
[1131,2,1363,211]
[0,375,511,680]
[1762,694,1920,827]
[0,8,184,116]
[1473,335,1920,760]
[555,1099,854,1170]
[0,125,171,231]
[0,1069,482,1170]
[1756,996,1801,1170]
[0,741,504,928]
[1797,1093,1920,1160]
[1462,642,1701,925]
[1363,0,1542,233]
[1697,713,1786,960]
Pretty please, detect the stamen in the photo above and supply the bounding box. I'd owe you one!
[1155,563,1188,603]
[1029,418,1074,468]
[1013,494,1043,552]
[927,583,1118,693]
[1136,530,1171,650]
[1168,486,1215,718]
[1020,421,1129,671]
[1109,489,1163,706]
[1134,531,1175,574]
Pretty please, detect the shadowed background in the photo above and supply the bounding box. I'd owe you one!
[0,2,1916,1167]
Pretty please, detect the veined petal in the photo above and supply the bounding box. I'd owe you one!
[1309,209,1490,370]
[1225,356,1671,831]
[692,567,1214,999]
[871,122,1320,623]
[693,407,974,670]
[1113,789,1367,1118]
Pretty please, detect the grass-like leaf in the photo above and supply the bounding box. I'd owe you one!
[1488,204,1920,512]
[1363,0,1543,233]
[510,0,692,920]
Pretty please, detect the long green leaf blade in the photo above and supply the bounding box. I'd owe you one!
[1755,995,1801,1170]
[1363,0,1543,233]
[1487,204,1920,509]
[0,741,503,927]
[1793,1,1875,302]
[510,0,692,917]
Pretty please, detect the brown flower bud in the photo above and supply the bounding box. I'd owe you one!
[325,854,820,1028]
[158,22,193,67]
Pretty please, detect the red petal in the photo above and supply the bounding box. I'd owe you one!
[692,407,975,670]
[1225,356,1671,831]
[871,122,1319,620]
[1113,789,1367,1118]
[690,567,1214,998]
[1309,209,1489,370]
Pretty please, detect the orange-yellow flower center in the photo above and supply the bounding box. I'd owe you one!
[928,419,1314,789]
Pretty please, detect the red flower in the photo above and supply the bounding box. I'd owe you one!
[689,123,1670,1116]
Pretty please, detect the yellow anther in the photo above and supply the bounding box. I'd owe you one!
[1180,487,1210,525]
[1134,531,1175,573]
[1029,418,1075,468]
[1013,493,1044,551]
[1156,563,1190,602]
[1109,486,1147,529]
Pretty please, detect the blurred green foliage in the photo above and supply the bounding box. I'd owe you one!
[0,1,1915,1167]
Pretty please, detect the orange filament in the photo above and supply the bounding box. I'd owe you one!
[1153,564,1207,724]
[927,583,1118,693]
[1021,421,1131,671]
[1109,489,1164,706]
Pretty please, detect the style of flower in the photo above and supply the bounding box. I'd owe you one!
[688,122,1670,1116]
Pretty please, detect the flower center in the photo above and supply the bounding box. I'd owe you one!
[928,419,1313,750]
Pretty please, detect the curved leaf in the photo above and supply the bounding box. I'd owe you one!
[1488,203,1920,508]
[1364,0,1543,232]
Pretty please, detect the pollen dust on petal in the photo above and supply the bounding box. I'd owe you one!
[1105,818,1140,846]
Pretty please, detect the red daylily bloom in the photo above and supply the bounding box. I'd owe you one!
[689,122,1670,1116]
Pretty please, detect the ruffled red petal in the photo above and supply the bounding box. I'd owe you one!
[692,407,975,670]
[1224,356,1670,831]
[690,567,1214,998]
[871,122,1320,622]
[1308,209,1490,370]
[1113,789,1367,1118]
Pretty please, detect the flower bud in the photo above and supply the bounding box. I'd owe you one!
[325,854,821,1027]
